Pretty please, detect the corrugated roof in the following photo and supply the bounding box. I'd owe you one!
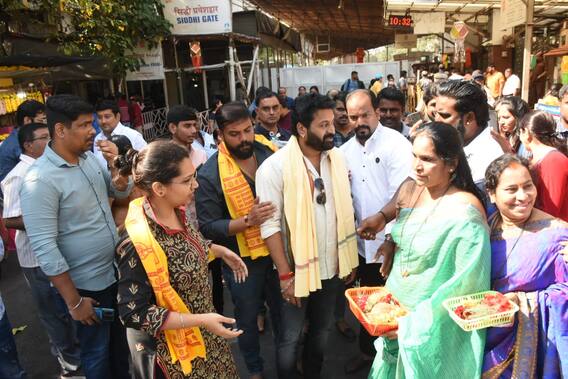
[245,0,395,57]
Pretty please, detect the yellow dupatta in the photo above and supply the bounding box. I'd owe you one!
[218,134,276,259]
[124,197,206,375]
[282,136,359,297]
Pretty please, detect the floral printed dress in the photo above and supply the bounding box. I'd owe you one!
[116,199,239,379]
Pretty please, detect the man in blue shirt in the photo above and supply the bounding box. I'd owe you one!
[254,91,291,148]
[341,71,365,93]
[21,94,132,379]
[278,87,295,110]
[0,100,46,184]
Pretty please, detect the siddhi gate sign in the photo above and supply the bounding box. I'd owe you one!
[162,0,232,35]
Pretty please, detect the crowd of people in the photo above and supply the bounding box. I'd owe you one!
[0,66,566,379]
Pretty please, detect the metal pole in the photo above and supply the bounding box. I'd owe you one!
[173,37,184,105]
[441,34,444,63]
[228,38,236,101]
[202,70,209,110]
[162,78,169,108]
[255,50,262,89]
[247,44,260,96]
[266,47,273,90]
[276,49,281,89]
[521,0,534,102]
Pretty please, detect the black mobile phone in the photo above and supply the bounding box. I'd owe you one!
[94,307,115,322]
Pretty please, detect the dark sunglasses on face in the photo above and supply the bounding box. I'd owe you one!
[314,178,326,205]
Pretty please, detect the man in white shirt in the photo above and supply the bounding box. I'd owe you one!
[167,105,207,227]
[167,105,207,168]
[341,90,413,373]
[377,87,411,138]
[448,68,464,81]
[502,68,521,97]
[192,129,217,159]
[94,99,147,170]
[256,93,358,378]
[1,123,81,377]
[435,80,503,188]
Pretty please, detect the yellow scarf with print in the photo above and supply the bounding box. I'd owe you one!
[218,134,276,259]
[125,197,206,375]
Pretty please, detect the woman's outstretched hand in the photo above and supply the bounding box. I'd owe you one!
[221,248,248,283]
[201,314,243,339]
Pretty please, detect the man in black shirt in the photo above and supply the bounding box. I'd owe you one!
[196,102,282,379]
[254,91,291,147]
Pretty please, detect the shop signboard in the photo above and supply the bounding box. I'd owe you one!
[411,12,446,35]
[162,0,232,35]
[126,42,165,81]
[500,0,527,29]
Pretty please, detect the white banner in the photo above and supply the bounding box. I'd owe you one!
[395,34,418,49]
[126,43,165,81]
[163,0,232,35]
[411,12,446,35]
[500,0,527,29]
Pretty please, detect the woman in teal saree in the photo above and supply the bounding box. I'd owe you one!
[368,123,492,378]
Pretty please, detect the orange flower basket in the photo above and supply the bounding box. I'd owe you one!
[345,287,407,337]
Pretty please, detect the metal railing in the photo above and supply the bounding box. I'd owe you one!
[141,108,212,142]
[141,107,168,142]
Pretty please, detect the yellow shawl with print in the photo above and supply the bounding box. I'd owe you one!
[125,197,205,375]
[218,134,276,259]
[283,136,359,297]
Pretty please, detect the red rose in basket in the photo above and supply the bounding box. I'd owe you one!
[454,292,513,320]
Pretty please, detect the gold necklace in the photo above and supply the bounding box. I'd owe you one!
[398,185,451,278]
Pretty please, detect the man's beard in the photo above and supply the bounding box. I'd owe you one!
[355,124,372,143]
[226,140,254,159]
[306,129,335,151]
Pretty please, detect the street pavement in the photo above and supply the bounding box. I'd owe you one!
[1,250,369,379]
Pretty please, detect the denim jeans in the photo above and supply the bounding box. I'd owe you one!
[21,267,81,372]
[277,276,343,379]
[222,255,282,374]
[0,310,26,379]
[76,284,130,379]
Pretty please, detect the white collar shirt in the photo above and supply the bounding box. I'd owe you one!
[464,127,504,185]
[192,131,218,159]
[340,124,413,263]
[93,122,148,170]
[1,154,38,268]
[502,74,521,96]
[257,147,339,280]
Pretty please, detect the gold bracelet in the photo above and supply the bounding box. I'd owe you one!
[179,313,186,329]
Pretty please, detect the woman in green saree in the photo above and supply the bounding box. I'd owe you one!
[368,122,492,378]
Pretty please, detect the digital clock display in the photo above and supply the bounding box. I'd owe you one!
[388,15,413,28]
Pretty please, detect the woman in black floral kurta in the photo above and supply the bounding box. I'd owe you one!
[115,141,247,379]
